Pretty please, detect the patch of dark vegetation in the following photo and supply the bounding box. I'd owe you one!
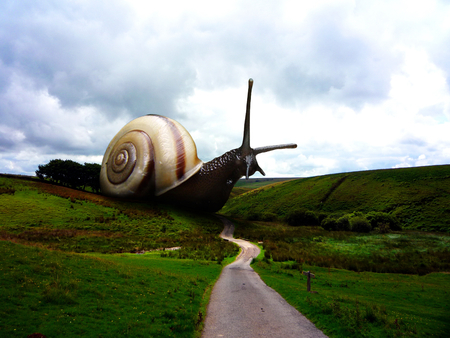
[245,207,402,234]
[320,175,348,204]
[365,211,402,231]
[160,233,237,263]
[0,187,16,195]
[284,208,321,226]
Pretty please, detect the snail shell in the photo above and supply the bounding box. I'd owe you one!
[100,115,203,198]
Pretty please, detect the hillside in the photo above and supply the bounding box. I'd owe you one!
[229,177,297,198]
[222,165,450,232]
[0,175,237,257]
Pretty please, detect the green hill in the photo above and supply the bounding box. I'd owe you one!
[230,177,296,198]
[222,165,450,232]
[0,174,237,258]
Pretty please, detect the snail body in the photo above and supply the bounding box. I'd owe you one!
[100,79,297,212]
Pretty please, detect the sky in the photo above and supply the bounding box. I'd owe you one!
[1,0,450,179]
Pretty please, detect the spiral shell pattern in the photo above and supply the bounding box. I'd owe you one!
[100,115,203,198]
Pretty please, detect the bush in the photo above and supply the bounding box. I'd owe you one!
[0,187,15,195]
[337,215,351,231]
[285,208,319,226]
[245,211,278,222]
[260,212,278,222]
[376,223,391,234]
[321,216,338,231]
[317,212,329,224]
[350,216,372,233]
[321,215,352,231]
[245,211,260,221]
[366,212,402,231]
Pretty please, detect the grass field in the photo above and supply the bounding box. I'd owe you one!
[253,260,450,337]
[0,240,223,337]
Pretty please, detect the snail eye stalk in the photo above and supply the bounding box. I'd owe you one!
[240,78,297,179]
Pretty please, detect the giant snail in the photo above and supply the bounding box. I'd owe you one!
[100,79,297,212]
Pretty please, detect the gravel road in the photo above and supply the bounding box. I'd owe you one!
[201,216,328,338]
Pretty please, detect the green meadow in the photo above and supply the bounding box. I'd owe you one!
[253,258,449,337]
[1,165,450,337]
[0,241,223,337]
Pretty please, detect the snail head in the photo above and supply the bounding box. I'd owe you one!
[240,78,297,179]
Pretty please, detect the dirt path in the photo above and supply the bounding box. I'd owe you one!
[201,216,328,338]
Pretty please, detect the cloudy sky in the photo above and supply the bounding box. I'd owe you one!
[1,0,450,179]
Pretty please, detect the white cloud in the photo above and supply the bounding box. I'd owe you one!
[1,0,450,179]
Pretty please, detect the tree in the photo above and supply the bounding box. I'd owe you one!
[84,162,101,193]
[36,160,101,192]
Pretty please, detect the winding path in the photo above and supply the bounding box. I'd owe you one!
[201,216,328,338]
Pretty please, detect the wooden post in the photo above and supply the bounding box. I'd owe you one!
[302,271,315,292]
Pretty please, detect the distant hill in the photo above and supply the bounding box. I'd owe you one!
[234,177,298,188]
[230,177,297,198]
[222,165,450,232]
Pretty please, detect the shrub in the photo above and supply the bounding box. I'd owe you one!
[245,211,260,221]
[350,216,372,233]
[337,215,351,231]
[317,212,329,224]
[366,212,402,231]
[260,212,278,222]
[285,208,319,226]
[245,210,278,222]
[376,223,391,234]
[321,216,338,231]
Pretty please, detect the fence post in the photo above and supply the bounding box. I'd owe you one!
[302,270,316,292]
